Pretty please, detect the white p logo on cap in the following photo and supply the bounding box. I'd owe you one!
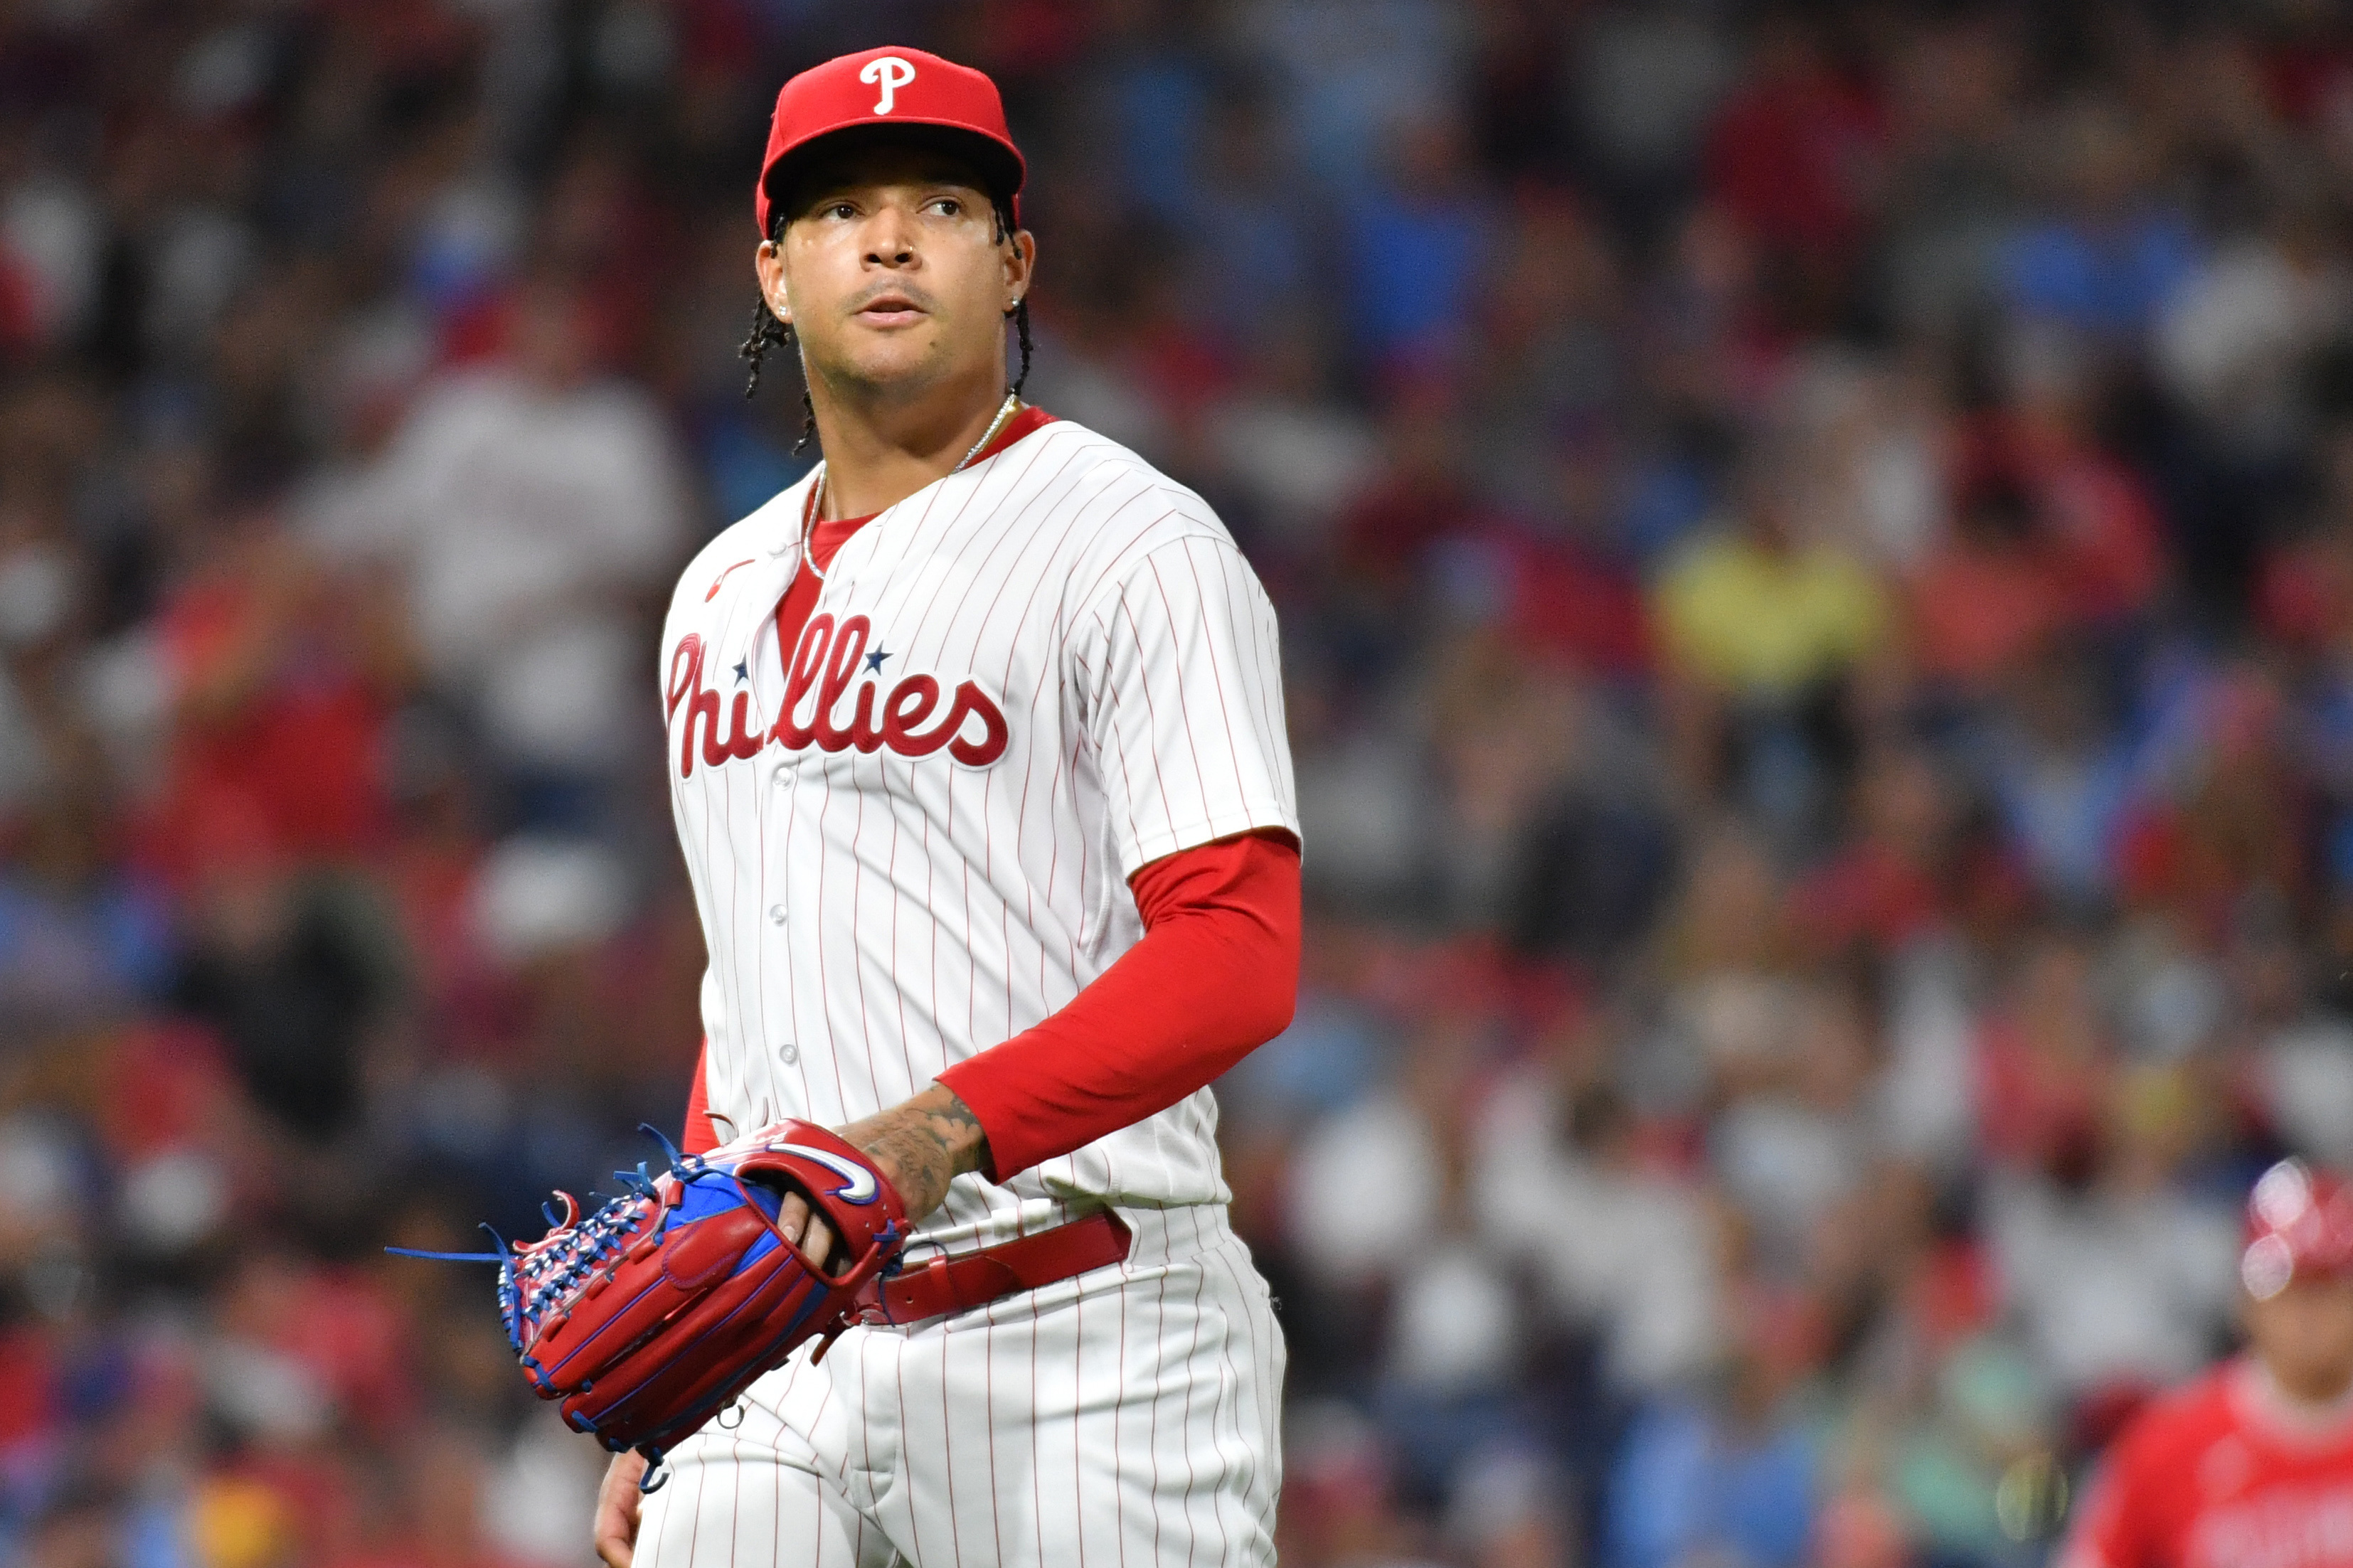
[861,55,916,115]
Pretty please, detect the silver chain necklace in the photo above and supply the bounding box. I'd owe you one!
[800,393,1021,582]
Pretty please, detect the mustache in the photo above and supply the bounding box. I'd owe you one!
[849,283,937,311]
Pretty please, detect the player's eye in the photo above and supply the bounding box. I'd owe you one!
[927,197,962,218]
[823,201,857,220]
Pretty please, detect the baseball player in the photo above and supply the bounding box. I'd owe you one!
[595,45,1303,1568]
[2058,1158,2353,1568]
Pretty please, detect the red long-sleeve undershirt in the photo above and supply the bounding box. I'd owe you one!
[683,1038,719,1154]
[940,828,1300,1178]
[683,830,1300,1177]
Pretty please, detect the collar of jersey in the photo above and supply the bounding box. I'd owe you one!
[2229,1357,2353,1448]
[776,410,1054,594]
[712,420,1050,675]
[807,509,878,574]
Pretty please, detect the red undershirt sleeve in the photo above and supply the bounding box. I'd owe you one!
[934,828,1302,1183]
[682,1038,722,1155]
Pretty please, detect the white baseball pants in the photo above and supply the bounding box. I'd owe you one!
[632,1205,1285,1568]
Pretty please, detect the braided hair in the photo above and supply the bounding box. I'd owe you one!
[738,200,1033,457]
[998,202,1034,400]
[738,212,817,452]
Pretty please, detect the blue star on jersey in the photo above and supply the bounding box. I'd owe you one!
[866,647,891,673]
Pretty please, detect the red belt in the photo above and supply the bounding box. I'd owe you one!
[854,1210,1132,1327]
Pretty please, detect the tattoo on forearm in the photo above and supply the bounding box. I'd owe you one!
[922,1091,990,1169]
[866,1124,952,1215]
[844,1087,992,1223]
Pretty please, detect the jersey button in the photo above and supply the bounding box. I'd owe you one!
[768,905,787,924]
[777,1041,799,1065]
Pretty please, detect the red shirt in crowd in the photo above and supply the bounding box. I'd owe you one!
[2063,1360,2353,1568]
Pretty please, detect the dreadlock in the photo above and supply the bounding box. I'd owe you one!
[737,296,791,397]
[996,202,1034,401]
[739,214,819,454]
[739,195,1032,455]
[1014,299,1033,396]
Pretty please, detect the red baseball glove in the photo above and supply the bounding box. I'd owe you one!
[400,1121,906,1486]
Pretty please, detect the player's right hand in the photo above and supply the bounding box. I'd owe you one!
[595,1450,650,1567]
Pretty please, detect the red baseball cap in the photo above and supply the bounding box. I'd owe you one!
[2241,1158,2353,1299]
[755,46,1026,239]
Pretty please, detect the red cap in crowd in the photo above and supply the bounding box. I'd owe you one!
[755,46,1026,239]
[2241,1158,2353,1300]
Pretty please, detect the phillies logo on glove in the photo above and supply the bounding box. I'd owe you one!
[667,616,1009,778]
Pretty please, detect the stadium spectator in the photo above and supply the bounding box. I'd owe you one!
[6,4,2353,1564]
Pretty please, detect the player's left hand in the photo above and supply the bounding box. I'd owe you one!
[775,1082,991,1263]
[593,1450,649,1567]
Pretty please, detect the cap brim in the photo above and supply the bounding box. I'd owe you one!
[763,120,1025,227]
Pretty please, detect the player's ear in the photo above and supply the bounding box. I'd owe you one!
[1001,230,1036,304]
[755,240,792,326]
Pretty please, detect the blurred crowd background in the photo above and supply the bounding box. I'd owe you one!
[9,1,2353,1565]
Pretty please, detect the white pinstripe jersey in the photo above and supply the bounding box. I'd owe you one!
[659,417,1297,1256]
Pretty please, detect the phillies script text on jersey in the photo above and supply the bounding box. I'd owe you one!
[666,612,1009,777]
